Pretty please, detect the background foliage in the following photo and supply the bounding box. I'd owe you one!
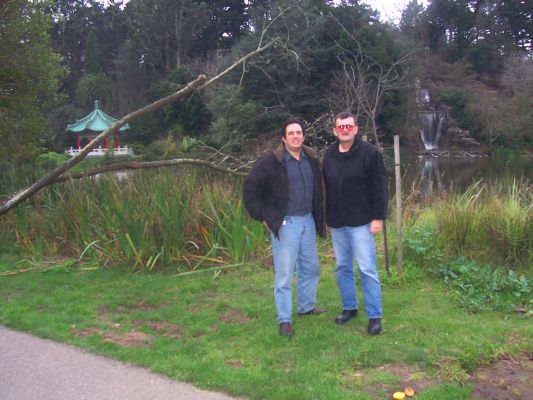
[2,0,532,162]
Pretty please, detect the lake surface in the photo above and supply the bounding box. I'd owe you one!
[1,150,531,202]
[387,150,533,197]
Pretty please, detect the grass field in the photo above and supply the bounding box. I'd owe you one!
[1,253,531,400]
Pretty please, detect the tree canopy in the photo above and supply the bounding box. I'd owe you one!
[2,0,532,161]
[0,0,65,161]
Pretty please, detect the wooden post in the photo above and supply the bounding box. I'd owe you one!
[394,135,403,276]
[383,220,390,275]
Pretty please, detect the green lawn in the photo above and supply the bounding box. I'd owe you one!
[0,255,531,400]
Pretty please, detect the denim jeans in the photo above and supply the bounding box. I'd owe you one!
[330,224,382,318]
[270,213,320,323]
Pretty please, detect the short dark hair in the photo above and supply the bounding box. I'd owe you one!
[281,118,305,137]
[334,111,357,125]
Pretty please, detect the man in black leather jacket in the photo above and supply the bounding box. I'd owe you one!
[243,118,326,336]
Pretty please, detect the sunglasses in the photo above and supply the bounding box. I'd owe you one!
[336,124,355,132]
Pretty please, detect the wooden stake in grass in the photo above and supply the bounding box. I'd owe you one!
[394,135,403,276]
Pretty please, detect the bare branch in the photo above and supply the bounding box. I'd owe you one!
[1,38,279,216]
[327,12,412,150]
[54,159,246,183]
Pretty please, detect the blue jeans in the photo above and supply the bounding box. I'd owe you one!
[270,214,320,323]
[330,224,382,318]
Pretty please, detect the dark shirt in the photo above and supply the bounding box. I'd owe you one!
[284,149,314,216]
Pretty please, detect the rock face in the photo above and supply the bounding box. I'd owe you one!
[442,126,484,151]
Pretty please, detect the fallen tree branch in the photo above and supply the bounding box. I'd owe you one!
[0,38,279,217]
[54,158,246,182]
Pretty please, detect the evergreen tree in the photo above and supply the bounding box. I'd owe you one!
[0,0,65,161]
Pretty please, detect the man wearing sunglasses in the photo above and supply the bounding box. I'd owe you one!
[243,118,326,337]
[323,111,388,335]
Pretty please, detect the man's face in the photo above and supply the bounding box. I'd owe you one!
[283,123,304,153]
[333,117,358,145]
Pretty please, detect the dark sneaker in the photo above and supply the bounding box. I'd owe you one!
[367,318,382,335]
[334,309,358,324]
[297,308,327,316]
[279,322,295,337]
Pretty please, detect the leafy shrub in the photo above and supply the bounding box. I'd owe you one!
[438,90,481,138]
[439,257,531,313]
[404,223,532,313]
[36,152,70,170]
[403,224,444,273]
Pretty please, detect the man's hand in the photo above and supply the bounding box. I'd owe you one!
[370,219,383,235]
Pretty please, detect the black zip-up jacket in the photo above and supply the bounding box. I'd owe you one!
[243,143,326,239]
[323,137,388,228]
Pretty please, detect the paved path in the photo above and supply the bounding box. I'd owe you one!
[0,325,239,400]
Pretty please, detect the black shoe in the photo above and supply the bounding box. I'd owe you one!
[367,318,382,335]
[279,322,295,336]
[297,307,327,316]
[334,309,358,324]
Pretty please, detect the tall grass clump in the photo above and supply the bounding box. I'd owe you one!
[199,186,267,264]
[0,168,268,271]
[482,179,533,266]
[433,180,485,256]
[432,179,532,268]
[395,176,532,313]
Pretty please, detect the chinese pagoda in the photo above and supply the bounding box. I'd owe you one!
[65,100,133,157]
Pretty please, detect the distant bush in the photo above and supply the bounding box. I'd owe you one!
[438,90,482,138]
[207,85,260,148]
[466,41,503,76]
[37,152,70,169]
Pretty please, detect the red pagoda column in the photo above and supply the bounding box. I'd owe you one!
[76,134,81,149]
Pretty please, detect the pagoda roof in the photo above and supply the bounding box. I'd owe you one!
[67,100,130,133]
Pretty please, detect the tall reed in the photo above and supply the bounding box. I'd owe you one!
[431,179,532,268]
[482,179,533,266]
[1,169,267,271]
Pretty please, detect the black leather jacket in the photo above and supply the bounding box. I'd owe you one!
[243,143,325,238]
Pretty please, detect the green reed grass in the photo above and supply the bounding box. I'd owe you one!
[434,180,485,256]
[431,179,532,268]
[482,180,533,266]
[201,187,267,263]
[2,169,531,273]
[1,169,267,271]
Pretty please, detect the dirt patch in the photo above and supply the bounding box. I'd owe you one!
[133,320,182,339]
[97,301,161,315]
[472,355,533,400]
[379,363,435,393]
[192,329,207,338]
[127,301,159,312]
[225,359,244,368]
[72,327,103,337]
[218,308,250,324]
[102,331,153,347]
[72,326,154,348]
[346,363,436,397]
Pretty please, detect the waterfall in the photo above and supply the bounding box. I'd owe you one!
[419,111,445,150]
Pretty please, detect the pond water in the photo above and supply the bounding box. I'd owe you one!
[386,150,533,197]
[1,150,531,202]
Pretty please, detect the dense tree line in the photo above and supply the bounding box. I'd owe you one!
[1,0,531,161]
